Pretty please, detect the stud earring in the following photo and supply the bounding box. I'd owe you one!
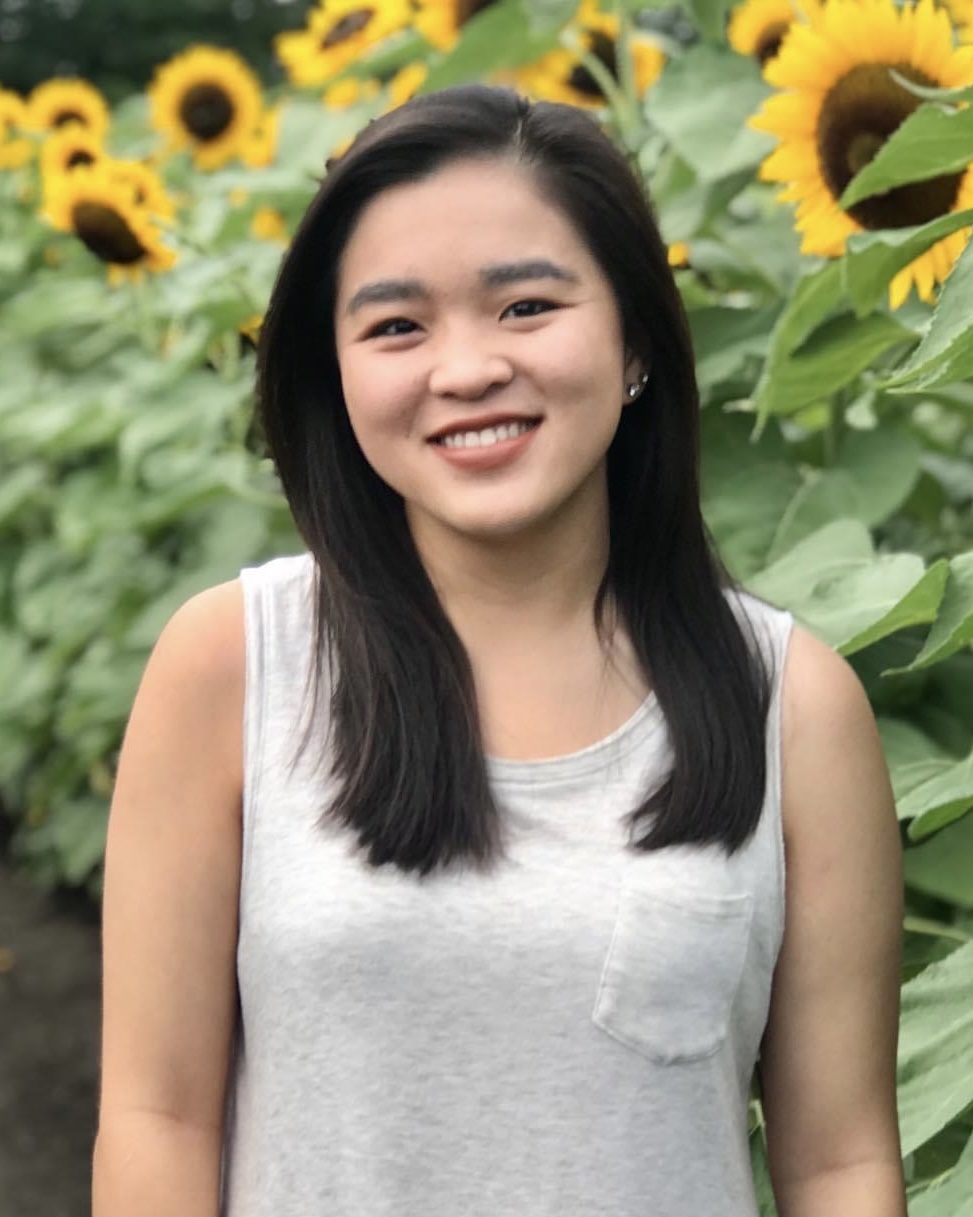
[626,372,649,400]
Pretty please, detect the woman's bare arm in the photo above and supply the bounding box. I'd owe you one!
[759,624,906,1217]
[92,580,245,1217]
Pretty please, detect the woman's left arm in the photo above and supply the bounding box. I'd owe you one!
[758,624,906,1217]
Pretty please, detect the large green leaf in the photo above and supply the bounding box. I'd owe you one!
[646,44,774,182]
[903,749,973,842]
[745,517,874,602]
[904,810,973,909]
[881,238,973,393]
[688,305,776,390]
[745,519,945,653]
[749,259,845,434]
[887,552,973,673]
[840,98,973,209]
[908,1128,973,1217]
[898,938,973,1156]
[703,462,804,578]
[765,427,923,557]
[756,312,916,417]
[842,208,973,318]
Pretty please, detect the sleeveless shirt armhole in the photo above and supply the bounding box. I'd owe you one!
[769,611,795,960]
[238,566,266,897]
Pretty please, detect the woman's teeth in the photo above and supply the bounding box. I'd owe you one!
[438,420,538,449]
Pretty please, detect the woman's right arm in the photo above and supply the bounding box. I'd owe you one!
[91,580,246,1217]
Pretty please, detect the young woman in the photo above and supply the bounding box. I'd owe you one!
[93,84,906,1217]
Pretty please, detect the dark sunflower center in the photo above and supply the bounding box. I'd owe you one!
[178,83,234,141]
[53,109,86,127]
[72,202,146,264]
[567,29,617,98]
[321,9,374,47]
[66,149,96,168]
[755,22,790,66]
[818,62,964,229]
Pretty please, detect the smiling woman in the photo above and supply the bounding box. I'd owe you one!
[93,81,905,1217]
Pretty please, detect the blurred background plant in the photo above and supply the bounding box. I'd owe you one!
[2,0,973,1210]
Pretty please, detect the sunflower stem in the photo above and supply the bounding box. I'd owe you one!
[612,0,639,123]
[825,383,853,466]
[564,23,643,156]
[129,276,159,354]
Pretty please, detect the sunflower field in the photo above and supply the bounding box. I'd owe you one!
[2,0,973,1208]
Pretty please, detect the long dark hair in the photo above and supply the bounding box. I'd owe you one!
[255,82,776,878]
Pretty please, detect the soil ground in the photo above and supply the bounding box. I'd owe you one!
[0,857,101,1217]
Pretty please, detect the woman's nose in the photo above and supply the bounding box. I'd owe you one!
[427,349,514,398]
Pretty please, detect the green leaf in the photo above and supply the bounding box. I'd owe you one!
[902,747,973,841]
[898,938,973,1156]
[888,552,973,673]
[881,238,973,393]
[684,0,734,41]
[0,462,48,529]
[744,516,873,607]
[745,519,947,653]
[840,99,973,209]
[646,45,774,182]
[843,207,973,318]
[688,305,776,391]
[17,795,108,887]
[880,717,954,803]
[420,0,562,91]
[764,470,867,560]
[750,260,845,433]
[909,1128,973,1217]
[703,462,804,578]
[834,424,924,525]
[758,311,916,418]
[841,560,949,653]
[905,810,973,909]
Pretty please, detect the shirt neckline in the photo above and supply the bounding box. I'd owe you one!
[485,689,665,786]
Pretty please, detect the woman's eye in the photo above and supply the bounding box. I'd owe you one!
[505,299,556,319]
[365,299,555,339]
[366,317,416,338]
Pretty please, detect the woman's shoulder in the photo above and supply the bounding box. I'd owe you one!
[155,584,246,700]
[778,622,886,845]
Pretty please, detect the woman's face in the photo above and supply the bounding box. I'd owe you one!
[332,156,643,548]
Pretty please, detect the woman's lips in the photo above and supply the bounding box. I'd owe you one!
[428,420,542,471]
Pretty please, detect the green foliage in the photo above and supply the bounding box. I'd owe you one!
[2,0,973,1207]
[0,0,315,99]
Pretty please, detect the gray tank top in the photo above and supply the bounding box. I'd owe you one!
[219,551,793,1217]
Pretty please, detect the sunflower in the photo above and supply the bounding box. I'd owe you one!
[0,89,33,169]
[239,314,263,353]
[104,159,177,221]
[323,76,382,109]
[727,0,821,68]
[250,206,287,242]
[275,0,414,89]
[39,121,103,179]
[507,0,666,108]
[26,78,110,139]
[381,62,431,111]
[240,104,281,168]
[749,0,973,309]
[941,0,973,25]
[43,163,177,284]
[148,46,263,170]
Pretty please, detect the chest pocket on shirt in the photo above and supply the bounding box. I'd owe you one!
[591,882,754,1065]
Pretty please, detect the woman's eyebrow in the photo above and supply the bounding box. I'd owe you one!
[344,258,581,316]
